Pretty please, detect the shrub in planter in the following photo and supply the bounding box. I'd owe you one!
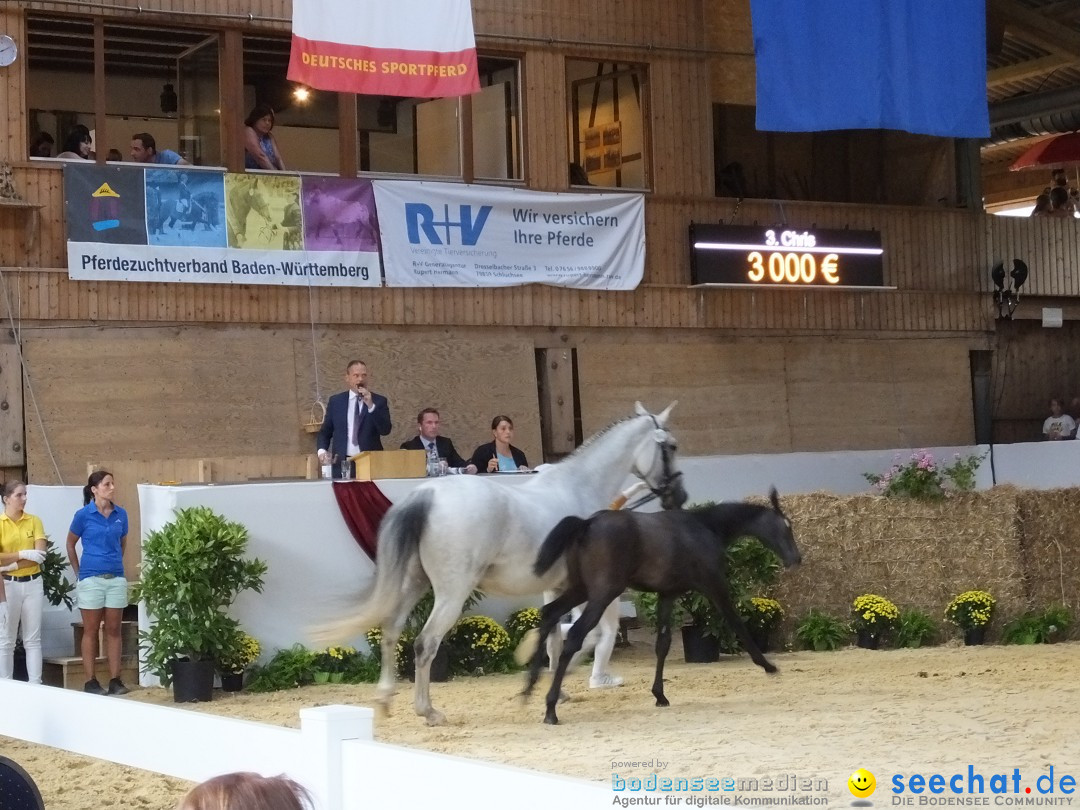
[245,645,317,692]
[895,609,938,649]
[795,610,850,651]
[944,590,995,635]
[446,615,513,675]
[851,594,900,648]
[133,506,267,688]
[504,606,542,648]
[1002,605,1073,645]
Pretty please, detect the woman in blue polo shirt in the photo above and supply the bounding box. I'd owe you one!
[66,470,130,696]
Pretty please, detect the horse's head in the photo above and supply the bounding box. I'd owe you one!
[762,487,801,567]
[630,401,687,510]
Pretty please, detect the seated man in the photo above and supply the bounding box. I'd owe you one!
[400,408,477,474]
[129,132,189,165]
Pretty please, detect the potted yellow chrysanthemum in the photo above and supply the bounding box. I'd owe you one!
[851,594,900,649]
[945,590,995,645]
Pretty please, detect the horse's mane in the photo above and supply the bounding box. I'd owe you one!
[689,502,771,540]
[559,412,643,463]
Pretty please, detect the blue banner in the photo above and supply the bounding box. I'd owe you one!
[750,0,989,138]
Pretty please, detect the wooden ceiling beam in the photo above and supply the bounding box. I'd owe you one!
[987,54,1074,88]
[991,0,1080,60]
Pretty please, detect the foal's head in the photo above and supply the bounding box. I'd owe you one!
[757,488,801,567]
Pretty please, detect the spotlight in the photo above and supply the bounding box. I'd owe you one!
[991,258,1028,320]
[292,86,311,104]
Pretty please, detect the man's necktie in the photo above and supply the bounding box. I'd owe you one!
[353,396,363,448]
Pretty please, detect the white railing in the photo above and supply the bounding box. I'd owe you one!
[0,680,609,810]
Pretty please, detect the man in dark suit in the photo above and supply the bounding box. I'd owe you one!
[317,359,392,470]
[400,408,477,474]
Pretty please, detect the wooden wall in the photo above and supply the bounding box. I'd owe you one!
[577,336,977,453]
[20,325,543,485]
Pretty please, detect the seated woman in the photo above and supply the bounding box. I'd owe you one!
[56,125,92,160]
[470,415,529,473]
[244,104,286,171]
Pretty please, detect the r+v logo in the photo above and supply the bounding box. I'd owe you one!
[406,203,492,246]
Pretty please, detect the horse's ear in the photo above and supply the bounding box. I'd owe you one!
[654,400,678,426]
[769,487,781,512]
[634,401,648,416]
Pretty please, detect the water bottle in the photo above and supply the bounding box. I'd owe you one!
[426,443,440,477]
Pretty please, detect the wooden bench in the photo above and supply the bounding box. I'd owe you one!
[41,656,139,691]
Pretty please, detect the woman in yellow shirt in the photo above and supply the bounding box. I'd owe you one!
[0,480,48,683]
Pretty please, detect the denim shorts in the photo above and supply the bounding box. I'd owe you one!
[78,575,129,610]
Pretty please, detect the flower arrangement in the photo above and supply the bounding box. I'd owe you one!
[313,645,357,675]
[794,609,850,651]
[446,615,512,675]
[851,594,900,638]
[218,632,261,674]
[504,607,542,647]
[864,450,985,500]
[740,597,784,634]
[944,590,995,630]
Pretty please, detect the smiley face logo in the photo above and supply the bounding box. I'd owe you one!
[848,769,876,798]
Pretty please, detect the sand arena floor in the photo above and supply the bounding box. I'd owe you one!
[3,633,1079,809]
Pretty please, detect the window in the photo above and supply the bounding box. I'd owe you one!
[26,15,219,165]
[357,54,521,180]
[567,59,648,189]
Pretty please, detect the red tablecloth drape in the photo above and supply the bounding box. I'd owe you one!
[331,481,392,560]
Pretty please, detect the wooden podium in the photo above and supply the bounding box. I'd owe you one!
[350,449,426,480]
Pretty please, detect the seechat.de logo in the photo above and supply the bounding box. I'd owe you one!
[405,202,492,246]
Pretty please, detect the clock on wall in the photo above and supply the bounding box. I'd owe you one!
[0,35,17,67]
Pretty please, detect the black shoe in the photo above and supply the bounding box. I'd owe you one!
[107,678,130,696]
[84,678,106,695]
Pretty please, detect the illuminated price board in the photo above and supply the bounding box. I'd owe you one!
[689,224,885,288]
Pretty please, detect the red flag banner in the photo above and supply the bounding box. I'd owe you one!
[288,0,479,98]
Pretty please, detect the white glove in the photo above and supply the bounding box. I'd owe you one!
[0,562,17,572]
[18,549,46,564]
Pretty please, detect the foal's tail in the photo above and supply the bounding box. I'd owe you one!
[534,514,591,577]
[313,488,433,645]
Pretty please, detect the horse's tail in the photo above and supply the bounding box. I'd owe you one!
[313,489,433,645]
[534,514,591,577]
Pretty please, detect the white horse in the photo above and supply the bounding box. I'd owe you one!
[319,402,686,726]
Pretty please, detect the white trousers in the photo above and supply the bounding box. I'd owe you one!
[0,577,45,684]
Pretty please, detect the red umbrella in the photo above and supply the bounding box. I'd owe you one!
[1009,132,1080,171]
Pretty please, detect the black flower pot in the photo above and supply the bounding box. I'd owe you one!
[856,628,881,650]
[172,658,215,702]
[963,626,986,646]
[681,625,721,663]
[220,671,245,692]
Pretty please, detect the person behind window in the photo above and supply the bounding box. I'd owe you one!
[29,132,54,158]
[244,105,286,171]
[1047,186,1073,217]
[130,132,188,165]
[1030,193,1052,217]
[470,414,529,473]
[1042,397,1076,441]
[176,772,313,810]
[56,125,92,160]
[106,148,123,162]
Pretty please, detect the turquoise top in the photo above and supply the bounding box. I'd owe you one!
[497,453,517,471]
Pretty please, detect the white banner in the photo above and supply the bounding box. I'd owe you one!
[67,243,381,287]
[372,181,645,289]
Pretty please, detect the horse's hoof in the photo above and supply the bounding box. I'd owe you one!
[764,663,778,674]
[424,709,447,727]
[543,713,560,725]
[655,697,670,707]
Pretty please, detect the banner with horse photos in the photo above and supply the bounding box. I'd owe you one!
[64,165,382,287]
[372,180,645,289]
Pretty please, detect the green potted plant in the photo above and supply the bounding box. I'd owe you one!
[740,597,784,653]
[794,609,850,651]
[851,594,900,649]
[312,645,357,683]
[217,631,260,692]
[133,506,267,702]
[1001,604,1072,645]
[895,609,938,648]
[944,589,995,645]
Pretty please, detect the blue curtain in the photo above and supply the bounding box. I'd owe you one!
[751,0,989,138]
